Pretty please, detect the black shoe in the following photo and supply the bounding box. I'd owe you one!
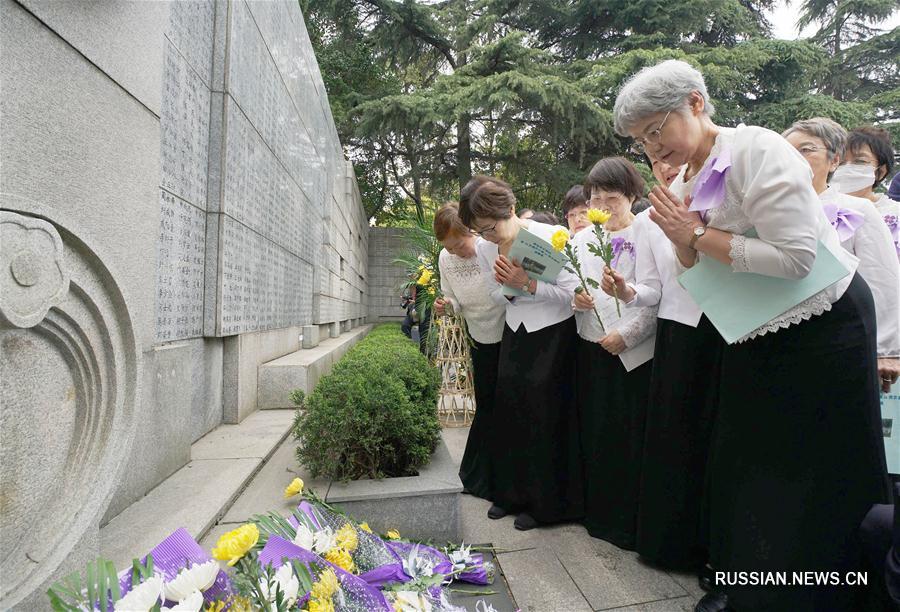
[694,591,729,612]
[461,487,473,495]
[513,513,538,531]
[487,504,507,519]
[698,564,715,593]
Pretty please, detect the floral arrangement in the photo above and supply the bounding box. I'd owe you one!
[48,478,496,612]
[550,208,620,331]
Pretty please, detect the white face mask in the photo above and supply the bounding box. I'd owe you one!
[832,163,876,194]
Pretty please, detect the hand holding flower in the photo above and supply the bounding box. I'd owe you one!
[573,289,595,312]
[601,267,635,303]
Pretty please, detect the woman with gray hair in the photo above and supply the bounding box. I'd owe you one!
[783,117,900,393]
[613,60,891,612]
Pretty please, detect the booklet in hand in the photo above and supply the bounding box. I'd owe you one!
[501,228,567,297]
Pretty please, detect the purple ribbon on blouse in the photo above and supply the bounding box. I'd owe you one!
[883,214,899,257]
[117,528,232,607]
[688,148,732,219]
[823,202,866,242]
[610,237,635,267]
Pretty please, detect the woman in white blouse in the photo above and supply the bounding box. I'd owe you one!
[613,59,891,612]
[601,160,725,585]
[783,118,900,392]
[833,126,900,261]
[432,202,507,502]
[458,175,584,531]
[571,157,658,550]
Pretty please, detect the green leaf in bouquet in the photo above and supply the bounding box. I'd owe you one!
[585,277,600,289]
[289,559,316,595]
[48,556,124,612]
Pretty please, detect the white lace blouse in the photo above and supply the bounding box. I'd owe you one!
[670,125,859,342]
[573,222,658,350]
[438,238,507,344]
[820,188,899,358]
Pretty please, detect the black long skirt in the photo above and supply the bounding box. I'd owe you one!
[459,339,501,500]
[636,315,724,570]
[492,317,584,523]
[708,274,891,612]
[577,338,652,549]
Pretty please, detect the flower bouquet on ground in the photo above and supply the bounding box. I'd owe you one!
[48,477,497,612]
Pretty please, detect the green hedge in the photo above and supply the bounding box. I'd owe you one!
[291,323,442,481]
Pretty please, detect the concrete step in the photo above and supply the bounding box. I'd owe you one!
[99,409,295,569]
[257,324,372,409]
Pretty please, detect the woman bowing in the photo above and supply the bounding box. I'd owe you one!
[458,175,584,531]
[614,59,891,611]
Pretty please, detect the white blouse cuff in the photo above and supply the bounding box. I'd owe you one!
[729,234,751,273]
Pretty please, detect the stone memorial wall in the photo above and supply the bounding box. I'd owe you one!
[0,0,367,607]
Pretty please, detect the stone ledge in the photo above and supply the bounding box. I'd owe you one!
[324,436,462,543]
[257,324,372,409]
[99,409,295,569]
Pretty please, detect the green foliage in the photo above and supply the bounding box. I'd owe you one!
[301,0,898,224]
[292,324,441,481]
[48,556,152,612]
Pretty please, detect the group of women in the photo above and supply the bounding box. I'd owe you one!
[431,59,899,612]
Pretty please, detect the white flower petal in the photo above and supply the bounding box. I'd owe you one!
[292,524,315,551]
[162,590,204,612]
[115,576,163,611]
[164,560,219,602]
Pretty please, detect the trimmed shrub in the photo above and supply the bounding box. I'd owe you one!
[292,323,441,481]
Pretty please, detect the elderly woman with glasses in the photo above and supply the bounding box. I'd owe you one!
[459,175,584,532]
[783,118,900,394]
[613,59,890,612]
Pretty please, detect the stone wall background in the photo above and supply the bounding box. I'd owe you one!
[0,0,366,607]
[367,227,411,322]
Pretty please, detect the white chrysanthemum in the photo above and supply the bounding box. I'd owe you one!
[391,590,433,612]
[163,560,219,602]
[312,527,337,554]
[114,576,163,611]
[258,564,300,607]
[162,589,204,612]
[292,523,315,550]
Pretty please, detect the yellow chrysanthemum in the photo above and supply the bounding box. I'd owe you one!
[416,269,433,286]
[211,524,259,566]
[224,596,253,612]
[335,524,358,553]
[586,208,612,224]
[324,547,356,573]
[307,598,336,612]
[206,601,226,612]
[550,229,569,252]
[385,529,401,540]
[284,477,304,499]
[359,522,373,534]
[310,568,340,602]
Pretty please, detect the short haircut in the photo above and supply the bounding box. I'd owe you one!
[530,210,559,225]
[583,157,646,203]
[847,126,894,185]
[561,185,587,217]
[613,59,715,136]
[458,175,516,226]
[432,201,469,241]
[782,117,848,161]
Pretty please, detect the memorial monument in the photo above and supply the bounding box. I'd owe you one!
[0,0,368,607]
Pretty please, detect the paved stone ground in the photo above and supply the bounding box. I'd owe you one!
[442,428,703,612]
[202,426,704,612]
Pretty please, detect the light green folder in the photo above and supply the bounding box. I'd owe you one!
[677,237,851,344]
[500,228,567,297]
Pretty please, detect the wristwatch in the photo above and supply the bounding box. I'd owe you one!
[522,280,531,294]
[689,225,706,249]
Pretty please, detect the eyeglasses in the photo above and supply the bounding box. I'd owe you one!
[629,110,671,155]
[469,222,497,237]
[797,145,825,156]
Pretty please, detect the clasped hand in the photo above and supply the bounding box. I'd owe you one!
[648,185,702,249]
[494,255,530,289]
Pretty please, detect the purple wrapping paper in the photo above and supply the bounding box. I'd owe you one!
[290,501,409,587]
[386,541,492,586]
[258,535,392,611]
[689,149,731,217]
[117,527,232,606]
[823,202,865,242]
